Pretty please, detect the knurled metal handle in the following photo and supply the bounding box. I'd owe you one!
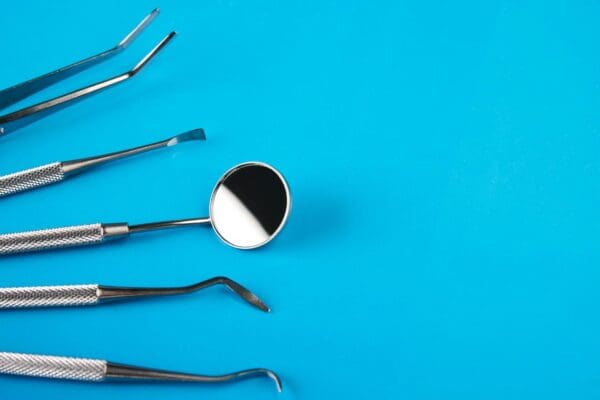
[0,284,99,308]
[0,223,104,255]
[0,162,64,197]
[0,352,107,381]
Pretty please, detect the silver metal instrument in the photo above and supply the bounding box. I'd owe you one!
[0,9,175,135]
[0,129,205,198]
[0,162,291,255]
[0,276,270,312]
[0,351,282,392]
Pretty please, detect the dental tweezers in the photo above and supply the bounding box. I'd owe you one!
[0,352,282,392]
[0,9,175,135]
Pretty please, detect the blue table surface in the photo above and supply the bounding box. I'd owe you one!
[1,1,599,399]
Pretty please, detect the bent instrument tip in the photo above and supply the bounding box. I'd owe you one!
[234,368,283,392]
[217,277,271,312]
[118,8,161,49]
[167,129,206,146]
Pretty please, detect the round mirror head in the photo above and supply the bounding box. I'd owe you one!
[210,162,291,249]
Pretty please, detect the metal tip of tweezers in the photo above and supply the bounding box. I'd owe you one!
[118,8,161,48]
[0,9,176,136]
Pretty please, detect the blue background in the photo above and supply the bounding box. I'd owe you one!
[0,1,599,399]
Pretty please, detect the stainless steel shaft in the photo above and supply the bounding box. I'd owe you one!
[0,352,107,381]
[0,129,204,198]
[0,162,64,197]
[0,284,99,308]
[0,224,104,255]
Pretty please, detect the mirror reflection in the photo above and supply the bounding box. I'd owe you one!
[210,163,290,249]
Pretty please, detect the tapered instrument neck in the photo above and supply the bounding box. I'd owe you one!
[127,217,211,234]
[61,138,171,175]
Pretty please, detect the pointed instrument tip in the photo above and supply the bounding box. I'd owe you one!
[146,8,160,21]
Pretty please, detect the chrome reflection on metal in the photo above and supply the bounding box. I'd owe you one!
[0,129,205,198]
[0,9,175,135]
[0,162,291,255]
[0,351,283,392]
[0,276,270,312]
[210,162,291,249]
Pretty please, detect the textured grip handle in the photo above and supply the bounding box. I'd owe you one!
[0,162,64,197]
[0,352,107,381]
[0,284,99,308]
[0,223,104,255]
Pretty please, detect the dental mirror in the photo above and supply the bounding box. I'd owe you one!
[0,162,291,255]
[210,162,291,249]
